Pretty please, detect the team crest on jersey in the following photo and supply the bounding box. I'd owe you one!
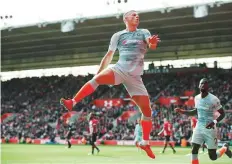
[120,35,127,40]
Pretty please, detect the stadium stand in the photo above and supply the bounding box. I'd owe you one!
[1,68,232,145]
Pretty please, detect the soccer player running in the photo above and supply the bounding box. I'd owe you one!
[158,118,176,154]
[88,113,100,155]
[60,10,160,159]
[175,78,232,164]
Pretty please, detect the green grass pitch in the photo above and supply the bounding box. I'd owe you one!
[1,144,231,164]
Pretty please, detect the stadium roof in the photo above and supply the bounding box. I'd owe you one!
[1,0,229,29]
[1,2,232,71]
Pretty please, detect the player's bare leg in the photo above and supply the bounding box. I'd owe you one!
[191,143,200,164]
[135,141,141,152]
[60,68,115,111]
[161,141,168,153]
[169,142,176,154]
[66,139,71,148]
[132,95,155,159]
[223,143,232,158]
[91,142,100,155]
[161,140,176,154]
[208,143,232,160]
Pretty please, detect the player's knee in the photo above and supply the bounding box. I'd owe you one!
[141,113,152,120]
[140,106,152,117]
[89,79,100,89]
[94,76,103,85]
[192,148,198,154]
[192,143,201,154]
[94,69,115,85]
[208,150,217,161]
[209,154,217,161]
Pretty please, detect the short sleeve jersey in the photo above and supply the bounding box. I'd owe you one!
[108,29,151,75]
[194,93,222,129]
[164,122,172,136]
[89,119,99,134]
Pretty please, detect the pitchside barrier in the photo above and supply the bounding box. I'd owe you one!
[2,138,231,147]
[0,138,175,146]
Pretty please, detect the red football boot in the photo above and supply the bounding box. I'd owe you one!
[139,141,155,159]
[60,98,73,111]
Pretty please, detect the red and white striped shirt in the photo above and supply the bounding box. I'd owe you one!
[89,119,99,134]
[164,122,172,136]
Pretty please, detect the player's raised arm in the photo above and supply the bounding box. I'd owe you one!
[174,107,197,116]
[143,29,160,50]
[97,33,119,74]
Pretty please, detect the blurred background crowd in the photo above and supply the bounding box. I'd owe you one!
[1,68,232,145]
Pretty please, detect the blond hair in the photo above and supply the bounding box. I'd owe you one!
[123,10,137,20]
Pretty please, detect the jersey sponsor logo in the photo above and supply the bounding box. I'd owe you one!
[122,40,143,45]
[197,101,210,110]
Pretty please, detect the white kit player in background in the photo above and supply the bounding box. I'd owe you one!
[60,10,160,159]
[175,78,232,164]
[134,117,142,152]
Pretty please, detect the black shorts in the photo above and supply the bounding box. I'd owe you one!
[66,131,72,140]
[91,133,97,144]
[165,136,170,142]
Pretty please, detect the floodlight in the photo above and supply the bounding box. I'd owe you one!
[61,21,75,33]
[193,5,208,18]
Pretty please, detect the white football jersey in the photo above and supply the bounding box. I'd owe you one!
[194,93,222,128]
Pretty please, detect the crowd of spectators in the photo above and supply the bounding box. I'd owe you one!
[1,69,232,144]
